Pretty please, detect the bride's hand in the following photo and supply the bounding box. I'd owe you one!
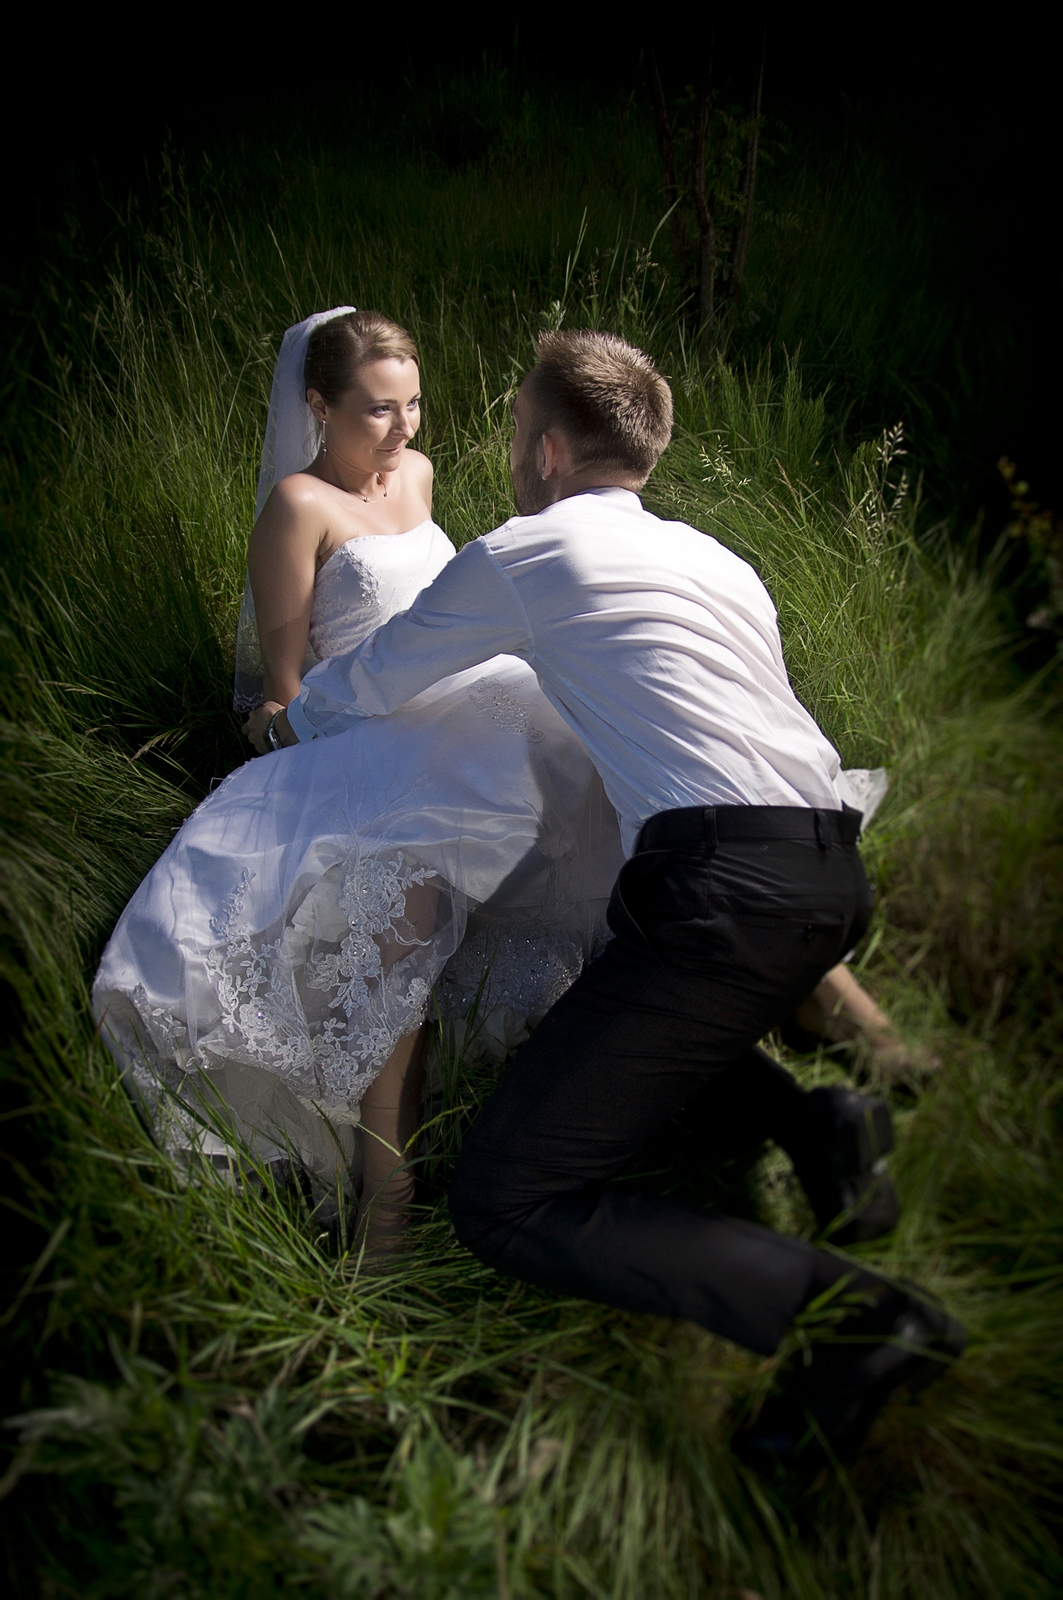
[242,701,286,752]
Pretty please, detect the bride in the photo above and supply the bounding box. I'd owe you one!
[93,307,625,1239]
[93,306,923,1243]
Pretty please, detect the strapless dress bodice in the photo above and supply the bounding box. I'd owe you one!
[308,520,455,661]
[233,519,455,712]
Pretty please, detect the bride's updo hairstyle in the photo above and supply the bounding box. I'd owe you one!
[525,330,673,483]
[304,310,419,405]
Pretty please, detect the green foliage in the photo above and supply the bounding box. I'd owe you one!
[8,1372,317,1595]
[2,124,1062,1598]
[998,457,1063,632]
[302,1438,502,1599]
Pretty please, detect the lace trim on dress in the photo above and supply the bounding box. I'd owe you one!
[124,852,446,1111]
[130,982,191,1063]
[469,678,546,743]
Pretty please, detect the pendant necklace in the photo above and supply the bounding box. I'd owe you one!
[356,474,387,504]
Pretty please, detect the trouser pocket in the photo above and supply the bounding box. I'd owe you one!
[718,911,849,1006]
[605,850,675,955]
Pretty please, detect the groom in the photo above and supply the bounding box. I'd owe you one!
[276,331,964,1465]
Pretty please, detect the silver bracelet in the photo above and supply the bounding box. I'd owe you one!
[263,711,283,753]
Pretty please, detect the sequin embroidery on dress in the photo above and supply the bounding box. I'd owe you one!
[469,678,546,742]
[308,541,384,661]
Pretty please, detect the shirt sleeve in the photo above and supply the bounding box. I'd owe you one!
[286,537,532,741]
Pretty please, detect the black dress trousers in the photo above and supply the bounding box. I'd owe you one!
[448,804,882,1356]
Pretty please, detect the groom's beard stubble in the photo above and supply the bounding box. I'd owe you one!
[511,436,553,516]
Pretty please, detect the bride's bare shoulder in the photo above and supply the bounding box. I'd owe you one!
[270,470,331,509]
[255,473,331,529]
[403,449,434,487]
[250,474,331,554]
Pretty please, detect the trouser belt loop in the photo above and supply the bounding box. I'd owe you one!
[703,807,718,849]
[813,810,827,851]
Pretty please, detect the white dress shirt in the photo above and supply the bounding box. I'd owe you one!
[287,488,844,855]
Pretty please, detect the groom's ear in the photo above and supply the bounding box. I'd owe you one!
[540,429,572,481]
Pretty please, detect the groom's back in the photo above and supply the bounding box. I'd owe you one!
[483,487,842,852]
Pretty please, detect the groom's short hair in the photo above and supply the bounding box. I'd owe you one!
[525,330,673,479]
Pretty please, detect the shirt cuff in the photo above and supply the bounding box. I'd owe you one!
[284,692,318,743]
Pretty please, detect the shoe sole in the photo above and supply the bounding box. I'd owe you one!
[735,1310,967,1471]
[893,1310,968,1393]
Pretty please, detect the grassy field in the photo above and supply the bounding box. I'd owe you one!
[2,114,1062,1597]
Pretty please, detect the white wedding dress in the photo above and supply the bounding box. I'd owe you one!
[92,519,624,1186]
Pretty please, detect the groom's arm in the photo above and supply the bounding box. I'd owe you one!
[284,538,531,742]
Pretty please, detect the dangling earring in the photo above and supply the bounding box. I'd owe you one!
[320,419,327,455]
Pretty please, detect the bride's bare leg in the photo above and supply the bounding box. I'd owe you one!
[794,965,939,1083]
[352,872,439,1250]
[356,1026,428,1251]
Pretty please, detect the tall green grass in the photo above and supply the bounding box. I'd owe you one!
[2,138,1061,1597]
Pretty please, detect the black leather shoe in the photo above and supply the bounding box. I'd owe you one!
[791,1086,899,1245]
[735,1281,966,1472]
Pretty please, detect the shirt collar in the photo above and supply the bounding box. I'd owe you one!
[575,486,642,506]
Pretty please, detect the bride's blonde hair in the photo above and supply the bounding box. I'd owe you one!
[304,310,419,405]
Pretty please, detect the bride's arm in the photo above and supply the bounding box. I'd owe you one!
[242,480,323,747]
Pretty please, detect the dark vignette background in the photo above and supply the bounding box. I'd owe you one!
[5,14,1058,526]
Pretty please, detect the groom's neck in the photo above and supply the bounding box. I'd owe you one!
[544,470,644,505]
